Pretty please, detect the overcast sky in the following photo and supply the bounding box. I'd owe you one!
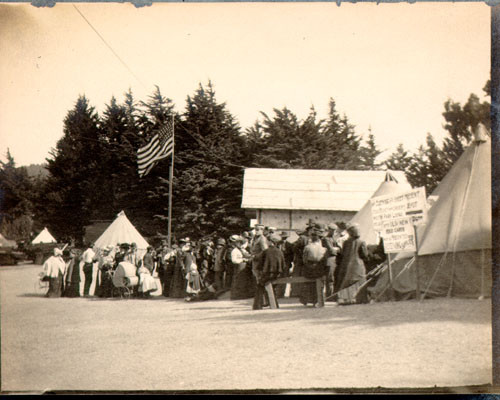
[0,2,490,166]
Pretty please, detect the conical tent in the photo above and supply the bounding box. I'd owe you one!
[31,227,57,244]
[369,125,492,300]
[349,171,412,246]
[0,233,17,248]
[94,211,149,250]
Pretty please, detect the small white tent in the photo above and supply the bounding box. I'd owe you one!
[349,171,412,246]
[94,211,149,251]
[31,227,57,244]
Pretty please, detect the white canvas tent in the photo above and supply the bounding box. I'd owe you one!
[369,124,492,300]
[94,211,149,251]
[349,171,412,246]
[31,227,57,244]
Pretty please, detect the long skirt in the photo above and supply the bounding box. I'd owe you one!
[230,263,255,300]
[169,266,187,298]
[63,282,80,298]
[139,273,158,293]
[46,273,63,298]
[290,262,303,297]
[299,278,325,306]
[98,270,114,298]
[337,279,366,305]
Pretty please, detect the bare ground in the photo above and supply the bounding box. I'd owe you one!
[0,264,493,393]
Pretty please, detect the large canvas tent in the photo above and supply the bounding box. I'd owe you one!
[31,227,57,244]
[94,211,149,251]
[349,171,413,246]
[369,125,492,300]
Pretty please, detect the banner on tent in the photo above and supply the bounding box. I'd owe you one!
[371,187,427,231]
[379,216,416,253]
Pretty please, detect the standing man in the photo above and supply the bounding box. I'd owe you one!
[275,231,294,298]
[253,233,284,310]
[290,223,313,297]
[322,223,342,300]
[81,243,96,297]
[250,224,268,281]
[212,238,227,292]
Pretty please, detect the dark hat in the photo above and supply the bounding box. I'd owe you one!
[280,231,290,237]
[306,218,315,227]
[241,232,250,239]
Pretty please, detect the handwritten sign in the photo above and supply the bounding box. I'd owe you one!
[379,216,416,253]
[370,187,427,253]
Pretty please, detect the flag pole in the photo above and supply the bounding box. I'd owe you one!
[168,115,175,249]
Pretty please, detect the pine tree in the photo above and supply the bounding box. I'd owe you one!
[0,149,37,240]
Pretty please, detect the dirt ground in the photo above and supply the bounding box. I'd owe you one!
[0,264,493,393]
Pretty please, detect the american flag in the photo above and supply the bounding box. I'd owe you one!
[137,119,174,178]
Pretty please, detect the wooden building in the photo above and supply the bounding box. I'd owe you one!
[241,168,409,236]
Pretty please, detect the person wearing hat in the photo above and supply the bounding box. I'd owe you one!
[95,245,115,298]
[335,223,370,305]
[322,223,342,300]
[274,231,294,298]
[230,236,254,300]
[81,243,97,297]
[62,248,82,298]
[300,224,328,307]
[169,238,192,298]
[42,247,67,298]
[223,235,239,290]
[250,224,268,285]
[290,225,312,297]
[212,238,227,291]
[253,233,285,310]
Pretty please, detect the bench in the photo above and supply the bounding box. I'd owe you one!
[264,276,324,309]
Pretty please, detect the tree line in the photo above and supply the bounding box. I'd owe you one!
[0,80,490,244]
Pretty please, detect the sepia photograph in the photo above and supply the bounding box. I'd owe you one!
[0,1,495,394]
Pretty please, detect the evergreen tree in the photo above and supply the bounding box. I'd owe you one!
[385,143,413,173]
[358,130,383,170]
[168,82,247,238]
[43,96,103,242]
[0,149,37,240]
[321,99,362,169]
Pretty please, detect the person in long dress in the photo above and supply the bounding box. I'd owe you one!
[169,239,192,298]
[63,249,81,298]
[230,235,254,300]
[300,224,328,307]
[336,223,370,305]
[96,246,115,298]
[43,248,67,298]
[137,246,158,298]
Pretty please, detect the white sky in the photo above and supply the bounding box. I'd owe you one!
[0,2,491,166]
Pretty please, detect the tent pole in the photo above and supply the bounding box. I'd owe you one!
[387,253,394,301]
[168,115,175,249]
[479,248,485,300]
[413,224,421,301]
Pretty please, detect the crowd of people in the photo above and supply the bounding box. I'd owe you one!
[41,220,386,309]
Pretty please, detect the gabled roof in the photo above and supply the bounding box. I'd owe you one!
[241,168,409,211]
[94,211,149,250]
[31,227,57,244]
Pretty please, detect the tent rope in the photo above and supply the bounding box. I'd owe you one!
[420,251,448,301]
[373,257,415,302]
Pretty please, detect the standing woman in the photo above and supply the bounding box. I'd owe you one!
[63,249,81,298]
[230,236,254,300]
[42,248,67,298]
[336,223,370,305]
[169,238,190,298]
